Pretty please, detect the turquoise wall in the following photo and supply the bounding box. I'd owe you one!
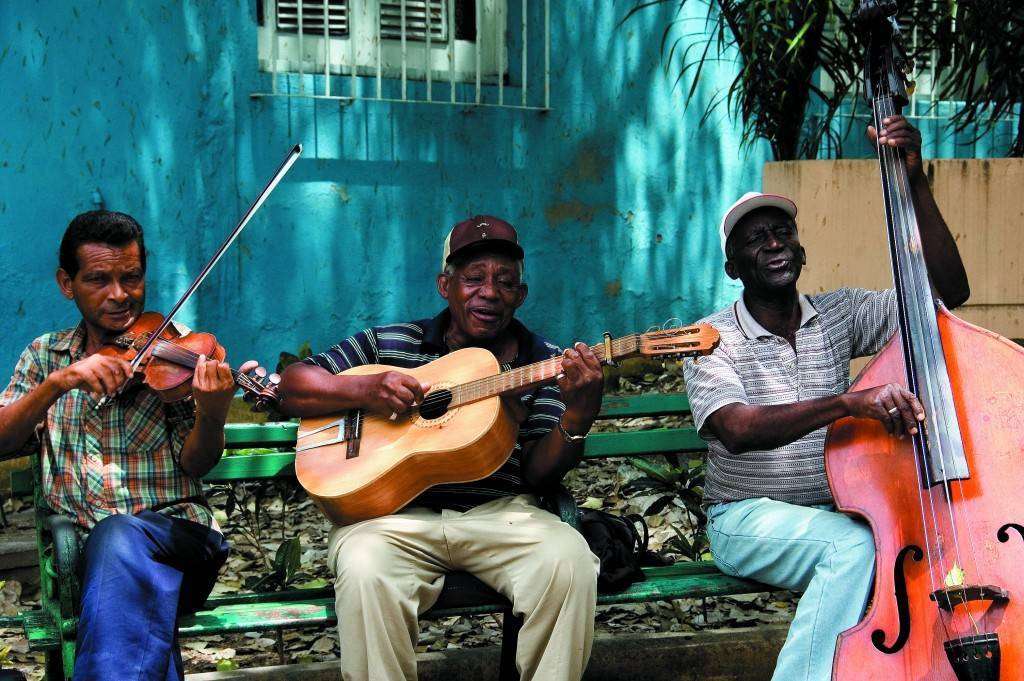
[1,1,766,373]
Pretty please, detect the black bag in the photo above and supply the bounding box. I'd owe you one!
[579,510,658,593]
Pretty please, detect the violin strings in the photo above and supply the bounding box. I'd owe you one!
[147,338,267,397]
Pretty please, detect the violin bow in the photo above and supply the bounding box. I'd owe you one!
[96,143,303,408]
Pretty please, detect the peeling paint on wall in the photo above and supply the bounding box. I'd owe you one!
[0,1,768,372]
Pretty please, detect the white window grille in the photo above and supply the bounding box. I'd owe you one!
[253,0,551,110]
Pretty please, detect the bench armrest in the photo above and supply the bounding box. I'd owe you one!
[44,513,82,619]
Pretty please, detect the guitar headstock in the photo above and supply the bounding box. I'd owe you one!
[638,323,720,359]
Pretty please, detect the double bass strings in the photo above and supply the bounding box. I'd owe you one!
[877,94,985,636]
[874,95,944,604]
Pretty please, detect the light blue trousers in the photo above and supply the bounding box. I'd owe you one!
[706,497,875,681]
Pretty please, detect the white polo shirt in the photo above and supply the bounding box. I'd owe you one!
[683,288,897,506]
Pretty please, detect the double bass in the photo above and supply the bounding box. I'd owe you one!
[827,3,1023,679]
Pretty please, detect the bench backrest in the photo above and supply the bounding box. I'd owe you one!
[9,393,704,492]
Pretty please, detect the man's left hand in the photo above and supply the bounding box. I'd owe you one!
[556,342,605,436]
[193,356,259,424]
[868,115,924,183]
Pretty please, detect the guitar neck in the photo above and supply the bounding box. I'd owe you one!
[449,334,641,407]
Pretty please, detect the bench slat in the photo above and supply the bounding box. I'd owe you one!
[601,565,770,605]
[584,428,706,458]
[205,452,296,482]
[224,422,299,448]
[596,393,691,418]
[176,561,767,637]
[208,426,707,481]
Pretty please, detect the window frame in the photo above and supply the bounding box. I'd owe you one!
[257,0,506,85]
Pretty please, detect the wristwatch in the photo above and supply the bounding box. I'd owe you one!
[557,420,589,443]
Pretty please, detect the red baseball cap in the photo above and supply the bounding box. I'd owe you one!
[441,215,524,270]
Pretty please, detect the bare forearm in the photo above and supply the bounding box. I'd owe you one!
[277,364,371,417]
[912,176,970,308]
[0,376,64,454]
[179,411,228,478]
[707,395,851,454]
[522,429,583,490]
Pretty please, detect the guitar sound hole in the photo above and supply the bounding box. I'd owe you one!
[419,389,452,420]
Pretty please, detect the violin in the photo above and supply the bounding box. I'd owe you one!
[826,3,1023,679]
[94,143,302,410]
[97,311,279,407]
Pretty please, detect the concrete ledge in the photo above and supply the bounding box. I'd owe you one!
[187,625,787,681]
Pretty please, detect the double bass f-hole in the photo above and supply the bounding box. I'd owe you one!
[872,544,923,654]
[997,523,1024,546]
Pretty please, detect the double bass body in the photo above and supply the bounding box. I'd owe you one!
[827,308,1024,679]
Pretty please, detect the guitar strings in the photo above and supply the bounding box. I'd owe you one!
[412,335,639,413]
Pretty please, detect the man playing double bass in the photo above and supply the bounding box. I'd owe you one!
[278,215,603,681]
[0,211,257,681]
[682,117,970,680]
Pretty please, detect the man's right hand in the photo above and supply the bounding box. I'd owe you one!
[364,371,431,416]
[842,383,925,438]
[49,354,134,398]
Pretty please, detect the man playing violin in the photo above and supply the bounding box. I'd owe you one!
[279,216,603,681]
[682,116,970,681]
[0,210,257,681]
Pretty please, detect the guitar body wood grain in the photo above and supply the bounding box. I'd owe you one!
[295,347,519,526]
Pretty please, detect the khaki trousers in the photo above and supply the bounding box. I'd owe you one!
[327,494,599,681]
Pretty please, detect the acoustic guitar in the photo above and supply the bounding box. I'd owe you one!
[294,325,720,526]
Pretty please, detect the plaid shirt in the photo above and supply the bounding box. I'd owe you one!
[1,324,217,531]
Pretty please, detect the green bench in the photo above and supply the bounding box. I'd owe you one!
[9,392,770,680]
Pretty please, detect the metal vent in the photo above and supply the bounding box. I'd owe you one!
[277,0,348,37]
[380,1,447,42]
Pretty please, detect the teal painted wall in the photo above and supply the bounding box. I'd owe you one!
[0,1,763,373]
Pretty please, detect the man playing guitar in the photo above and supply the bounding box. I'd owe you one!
[278,215,604,681]
[0,211,257,681]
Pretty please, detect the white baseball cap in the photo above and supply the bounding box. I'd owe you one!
[720,192,798,254]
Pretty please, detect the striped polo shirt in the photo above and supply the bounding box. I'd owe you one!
[683,288,897,506]
[304,310,566,511]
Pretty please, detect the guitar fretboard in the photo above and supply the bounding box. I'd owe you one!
[448,334,641,408]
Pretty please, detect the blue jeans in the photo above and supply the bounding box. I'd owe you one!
[73,511,229,681]
[706,497,874,681]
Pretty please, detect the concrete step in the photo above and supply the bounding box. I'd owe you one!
[186,625,787,681]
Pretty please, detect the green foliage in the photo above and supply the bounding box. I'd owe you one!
[245,536,303,592]
[625,0,865,160]
[623,1,1012,159]
[276,341,313,375]
[925,0,1024,156]
[209,480,310,592]
[625,453,710,560]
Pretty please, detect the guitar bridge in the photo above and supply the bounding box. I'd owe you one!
[295,411,362,457]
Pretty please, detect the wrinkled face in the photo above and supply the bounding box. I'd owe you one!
[57,242,146,337]
[437,252,527,341]
[725,207,805,293]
